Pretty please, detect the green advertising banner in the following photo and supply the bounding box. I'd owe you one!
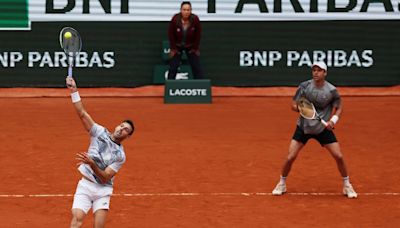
[0,0,399,87]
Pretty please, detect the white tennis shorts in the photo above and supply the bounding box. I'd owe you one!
[72,178,113,214]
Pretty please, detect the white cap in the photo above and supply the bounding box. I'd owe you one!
[312,61,327,71]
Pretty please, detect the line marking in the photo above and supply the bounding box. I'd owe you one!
[0,192,399,198]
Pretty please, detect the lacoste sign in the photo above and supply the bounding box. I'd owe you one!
[164,80,212,104]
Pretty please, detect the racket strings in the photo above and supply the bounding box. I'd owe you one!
[298,98,316,119]
[60,29,82,56]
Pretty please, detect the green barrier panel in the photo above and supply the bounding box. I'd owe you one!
[153,65,193,84]
[164,79,212,104]
[1,21,400,87]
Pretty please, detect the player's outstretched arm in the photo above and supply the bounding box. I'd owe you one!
[66,77,95,132]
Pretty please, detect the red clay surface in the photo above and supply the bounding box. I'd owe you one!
[0,93,399,227]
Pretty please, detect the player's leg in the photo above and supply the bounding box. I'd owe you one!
[282,139,305,177]
[324,142,357,198]
[272,126,307,195]
[318,129,357,199]
[186,51,203,79]
[167,51,182,80]
[273,126,310,195]
[70,209,87,228]
[281,126,310,177]
[71,179,92,228]
[93,189,112,228]
[93,209,108,228]
[272,139,304,195]
[324,142,348,177]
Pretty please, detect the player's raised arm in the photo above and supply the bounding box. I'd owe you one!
[66,77,95,132]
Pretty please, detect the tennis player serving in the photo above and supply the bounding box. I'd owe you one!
[272,61,357,199]
[66,77,135,227]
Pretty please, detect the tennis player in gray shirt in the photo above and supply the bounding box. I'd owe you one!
[272,61,357,199]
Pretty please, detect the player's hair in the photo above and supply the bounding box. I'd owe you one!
[123,119,135,135]
[181,1,191,8]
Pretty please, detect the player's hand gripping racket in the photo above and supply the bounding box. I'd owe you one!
[59,27,82,79]
[297,97,328,127]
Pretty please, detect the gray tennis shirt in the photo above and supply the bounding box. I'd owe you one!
[78,123,126,186]
[293,79,341,134]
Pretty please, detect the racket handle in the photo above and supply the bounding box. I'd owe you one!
[68,65,73,78]
[321,119,328,127]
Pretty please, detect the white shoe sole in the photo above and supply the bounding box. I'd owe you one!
[343,190,358,198]
[272,189,286,196]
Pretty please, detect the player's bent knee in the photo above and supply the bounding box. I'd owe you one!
[71,209,85,228]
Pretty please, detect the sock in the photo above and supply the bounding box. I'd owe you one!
[343,176,351,186]
[279,176,287,185]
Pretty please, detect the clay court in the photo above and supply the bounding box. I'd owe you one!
[0,87,399,227]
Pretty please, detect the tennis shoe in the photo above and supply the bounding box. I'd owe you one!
[343,184,358,198]
[272,183,286,196]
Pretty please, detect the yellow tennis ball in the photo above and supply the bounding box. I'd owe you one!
[64,31,72,39]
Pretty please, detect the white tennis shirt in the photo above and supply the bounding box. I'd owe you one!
[78,123,126,186]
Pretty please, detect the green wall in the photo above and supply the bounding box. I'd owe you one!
[0,21,399,87]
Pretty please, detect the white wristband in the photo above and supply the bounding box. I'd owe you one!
[71,91,81,103]
[330,115,339,125]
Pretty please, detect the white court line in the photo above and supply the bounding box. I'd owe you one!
[0,192,399,198]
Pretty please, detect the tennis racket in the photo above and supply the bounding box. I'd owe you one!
[59,27,82,78]
[297,97,328,127]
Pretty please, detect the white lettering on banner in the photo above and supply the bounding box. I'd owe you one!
[30,0,400,21]
[287,50,373,67]
[240,51,282,67]
[10,52,23,67]
[0,52,24,67]
[103,52,115,68]
[0,51,115,68]
[169,89,207,96]
[27,51,115,68]
[240,51,253,66]
[54,52,67,67]
[88,52,103,67]
[240,49,373,68]
[361,50,373,67]
[40,52,53,67]
[0,53,7,67]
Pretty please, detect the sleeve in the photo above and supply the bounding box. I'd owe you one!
[193,15,201,50]
[293,82,306,102]
[109,151,126,173]
[89,123,104,137]
[168,15,177,50]
[331,89,341,108]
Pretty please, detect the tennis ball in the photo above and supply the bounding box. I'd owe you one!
[64,31,72,39]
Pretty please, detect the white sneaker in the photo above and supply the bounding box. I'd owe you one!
[343,184,358,198]
[272,183,286,195]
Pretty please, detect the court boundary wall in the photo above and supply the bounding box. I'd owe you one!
[0,86,399,98]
